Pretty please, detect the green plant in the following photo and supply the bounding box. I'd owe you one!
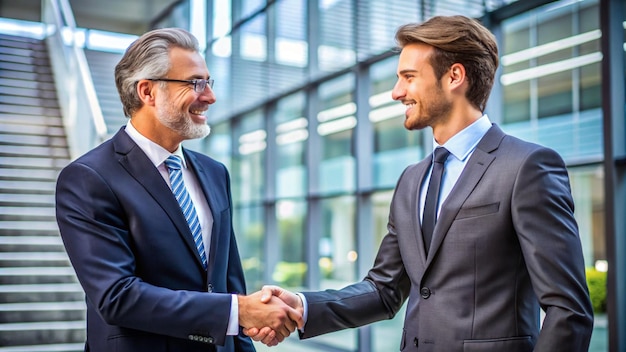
[586,268,607,313]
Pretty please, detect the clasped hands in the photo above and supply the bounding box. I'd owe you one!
[238,285,301,346]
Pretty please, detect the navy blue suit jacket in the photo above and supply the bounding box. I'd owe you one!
[55,128,255,352]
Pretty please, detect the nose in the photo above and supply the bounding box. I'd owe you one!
[391,79,405,101]
[200,85,216,104]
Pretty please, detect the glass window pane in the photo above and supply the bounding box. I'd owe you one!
[501,0,602,162]
[272,200,307,289]
[317,74,356,194]
[275,93,307,198]
[314,195,357,351]
[317,0,355,73]
[234,205,264,290]
[233,110,266,204]
[369,56,423,188]
[205,121,231,170]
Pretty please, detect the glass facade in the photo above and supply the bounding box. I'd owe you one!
[91,0,625,350]
[195,0,622,350]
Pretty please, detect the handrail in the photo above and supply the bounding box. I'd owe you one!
[41,0,108,158]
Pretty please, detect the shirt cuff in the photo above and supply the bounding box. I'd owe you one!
[227,294,239,335]
[295,292,308,332]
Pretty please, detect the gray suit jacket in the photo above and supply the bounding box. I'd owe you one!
[301,125,593,352]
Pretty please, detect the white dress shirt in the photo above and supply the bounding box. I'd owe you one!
[124,121,239,335]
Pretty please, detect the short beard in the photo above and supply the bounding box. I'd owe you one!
[156,101,211,140]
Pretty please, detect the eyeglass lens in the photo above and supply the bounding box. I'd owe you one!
[194,79,214,92]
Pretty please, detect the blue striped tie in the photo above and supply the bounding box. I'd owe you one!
[165,155,207,269]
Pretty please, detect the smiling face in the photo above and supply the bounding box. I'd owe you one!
[391,43,452,131]
[153,46,216,141]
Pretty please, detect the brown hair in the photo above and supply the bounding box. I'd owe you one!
[395,15,499,112]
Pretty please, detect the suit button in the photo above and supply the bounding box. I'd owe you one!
[207,337,214,343]
[208,284,213,293]
[414,337,418,347]
[420,287,431,299]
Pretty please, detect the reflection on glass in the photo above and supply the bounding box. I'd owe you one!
[232,110,265,204]
[275,93,307,198]
[272,200,306,289]
[320,196,356,287]
[569,165,606,351]
[317,0,355,72]
[500,0,602,161]
[205,122,231,170]
[234,205,264,291]
[370,57,422,188]
[370,190,406,350]
[314,195,357,351]
[318,74,356,194]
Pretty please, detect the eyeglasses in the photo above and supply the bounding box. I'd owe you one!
[148,78,214,93]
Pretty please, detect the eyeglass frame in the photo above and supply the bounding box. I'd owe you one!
[147,78,214,93]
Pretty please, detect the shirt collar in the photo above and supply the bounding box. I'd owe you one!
[434,114,492,161]
[124,120,187,169]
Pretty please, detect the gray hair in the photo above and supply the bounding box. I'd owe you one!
[114,28,200,117]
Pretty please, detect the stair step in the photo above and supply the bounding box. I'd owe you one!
[0,134,67,148]
[0,252,70,268]
[0,76,55,89]
[0,35,46,50]
[0,157,68,169]
[0,123,64,136]
[0,342,83,352]
[0,194,55,207]
[0,86,58,100]
[0,267,77,285]
[0,235,62,243]
[0,104,60,117]
[0,301,85,324]
[0,321,85,347]
[0,208,56,225]
[0,113,63,128]
[0,169,59,182]
[0,67,53,82]
[0,284,84,304]
[0,53,50,67]
[0,94,59,108]
[0,60,52,75]
[0,221,59,232]
[0,180,56,193]
[0,145,68,158]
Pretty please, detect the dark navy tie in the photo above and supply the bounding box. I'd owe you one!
[422,147,450,254]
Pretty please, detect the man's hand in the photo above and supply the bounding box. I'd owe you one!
[243,285,304,346]
[238,289,303,343]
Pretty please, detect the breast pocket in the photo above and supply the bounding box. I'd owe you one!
[456,202,499,220]
[463,335,533,352]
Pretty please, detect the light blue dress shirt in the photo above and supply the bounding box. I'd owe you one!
[419,115,492,222]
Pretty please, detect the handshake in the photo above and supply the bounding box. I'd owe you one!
[238,285,303,346]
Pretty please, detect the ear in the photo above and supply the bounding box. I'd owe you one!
[448,63,466,90]
[136,80,156,106]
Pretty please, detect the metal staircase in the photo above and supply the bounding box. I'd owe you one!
[0,33,85,352]
[84,49,125,135]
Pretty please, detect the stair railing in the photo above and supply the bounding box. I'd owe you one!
[41,0,108,159]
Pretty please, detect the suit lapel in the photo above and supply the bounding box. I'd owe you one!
[425,125,504,264]
[112,130,206,271]
[409,158,432,266]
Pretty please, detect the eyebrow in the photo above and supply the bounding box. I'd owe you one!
[397,69,418,76]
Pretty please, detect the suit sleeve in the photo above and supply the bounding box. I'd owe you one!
[300,179,411,338]
[511,147,594,351]
[55,162,233,345]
